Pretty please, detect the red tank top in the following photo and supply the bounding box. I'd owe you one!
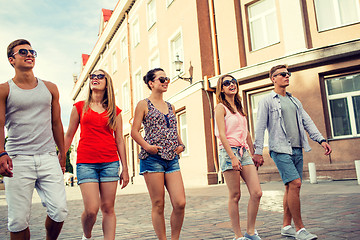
[75,101,121,164]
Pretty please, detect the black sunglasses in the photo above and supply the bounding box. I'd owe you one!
[273,72,291,78]
[13,49,37,58]
[90,74,105,80]
[154,76,170,83]
[222,78,237,87]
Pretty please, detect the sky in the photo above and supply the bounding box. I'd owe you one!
[0,0,118,130]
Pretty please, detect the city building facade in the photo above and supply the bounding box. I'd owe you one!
[71,0,360,186]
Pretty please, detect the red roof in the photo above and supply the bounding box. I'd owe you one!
[82,54,90,66]
[102,8,113,22]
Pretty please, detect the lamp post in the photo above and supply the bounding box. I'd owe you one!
[174,55,192,84]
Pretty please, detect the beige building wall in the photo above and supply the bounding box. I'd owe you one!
[71,0,360,184]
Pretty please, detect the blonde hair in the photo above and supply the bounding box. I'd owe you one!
[215,74,246,116]
[83,69,117,129]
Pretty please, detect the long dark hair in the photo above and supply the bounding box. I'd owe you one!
[215,74,246,116]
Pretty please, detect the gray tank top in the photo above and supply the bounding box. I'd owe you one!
[5,78,56,155]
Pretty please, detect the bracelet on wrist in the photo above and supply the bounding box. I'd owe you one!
[0,151,8,157]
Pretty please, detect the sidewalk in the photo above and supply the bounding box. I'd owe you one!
[0,180,359,239]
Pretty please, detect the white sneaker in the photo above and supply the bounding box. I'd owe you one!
[295,229,317,240]
[281,226,296,237]
[82,235,91,240]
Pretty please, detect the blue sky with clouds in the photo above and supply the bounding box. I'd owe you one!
[0,0,118,129]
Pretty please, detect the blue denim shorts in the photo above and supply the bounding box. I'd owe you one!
[140,155,180,175]
[219,147,254,172]
[270,148,303,185]
[76,161,120,184]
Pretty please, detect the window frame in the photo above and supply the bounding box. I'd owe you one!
[324,71,360,139]
[122,80,130,113]
[177,110,189,156]
[314,0,360,32]
[246,0,280,51]
[132,16,141,47]
[112,50,117,74]
[133,67,143,106]
[120,35,128,62]
[147,0,157,30]
[168,28,184,79]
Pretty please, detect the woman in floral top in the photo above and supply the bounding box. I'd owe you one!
[131,68,186,240]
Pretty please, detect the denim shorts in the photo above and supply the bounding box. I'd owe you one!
[140,155,180,175]
[219,147,254,172]
[270,148,303,185]
[76,161,120,184]
[4,152,68,232]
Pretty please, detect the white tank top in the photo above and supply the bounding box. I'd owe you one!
[5,78,56,155]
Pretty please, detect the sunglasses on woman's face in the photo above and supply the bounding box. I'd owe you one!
[13,49,37,58]
[222,79,237,87]
[90,74,105,80]
[154,77,170,83]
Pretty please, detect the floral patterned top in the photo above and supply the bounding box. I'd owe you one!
[139,98,180,160]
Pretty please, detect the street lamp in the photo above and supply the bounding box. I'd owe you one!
[174,55,193,84]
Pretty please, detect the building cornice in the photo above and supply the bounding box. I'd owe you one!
[71,0,135,101]
[209,38,360,88]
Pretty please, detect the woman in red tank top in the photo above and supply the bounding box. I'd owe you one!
[65,69,129,240]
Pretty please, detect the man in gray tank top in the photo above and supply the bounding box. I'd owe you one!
[0,39,67,240]
[253,65,332,240]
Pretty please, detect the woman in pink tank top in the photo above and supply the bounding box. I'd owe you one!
[214,74,263,240]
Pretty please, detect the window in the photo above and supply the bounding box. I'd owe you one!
[178,112,189,156]
[149,51,160,69]
[247,0,279,51]
[314,0,360,31]
[247,88,273,146]
[120,36,128,62]
[148,29,158,51]
[134,69,143,105]
[132,18,140,47]
[114,88,120,106]
[147,0,157,30]
[325,73,360,137]
[169,30,184,78]
[122,81,130,112]
[112,51,117,74]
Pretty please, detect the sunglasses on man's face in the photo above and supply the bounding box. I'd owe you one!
[90,74,105,80]
[13,49,37,58]
[154,77,170,83]
[222,79,237,87]
[273,72,291,78]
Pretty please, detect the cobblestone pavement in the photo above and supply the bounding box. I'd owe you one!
[0,180,359,239]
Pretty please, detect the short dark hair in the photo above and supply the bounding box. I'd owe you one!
[143,68,164,90]
[269,64,288,78]
[7,39,31,59]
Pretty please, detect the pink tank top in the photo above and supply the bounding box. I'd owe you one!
[215,103,249,153]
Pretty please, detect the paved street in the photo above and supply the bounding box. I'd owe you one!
[0,180,359,239]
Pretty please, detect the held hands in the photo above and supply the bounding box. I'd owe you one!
[119,170,129,189]
[231,156,242,171]
[252,154,264,168]
[321,142,332,155]
[0,154,13,177]
[57,152,66,174]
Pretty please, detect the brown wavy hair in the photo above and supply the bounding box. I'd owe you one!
[83,69,117,129]
[215,74,246,116]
